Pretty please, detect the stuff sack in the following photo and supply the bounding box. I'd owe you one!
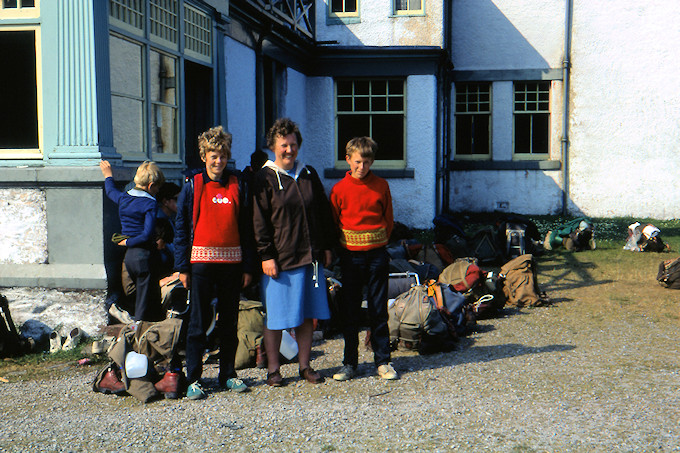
[624,222,668,253]
[545,217,596,252]
[388,284,449,350]
[499,254,548,307]
[235,299,265,369]
[438,258,485,292]
[657,257,680,289]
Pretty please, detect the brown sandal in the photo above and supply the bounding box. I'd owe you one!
[266,369,285,387]
[299,367,324,384]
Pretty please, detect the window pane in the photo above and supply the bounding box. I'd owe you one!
[354,96,369,112]
[388,96,403,111]
[331,0,343,12]
[112,96,144,154]
[372,114,404,161]
[532,113,549,153]
[0,31,38,149]
[337,115,370,160]
[514,115,531,154]
[473,115,490,155]
[151,104,177,154]
[337,80,352,96]
[150,51,177,105]
[372,80,387,95]
[22,0,35,6]
[395,0,408,10]
[411,0,422,10]
[355,80,369,95]
[109,35,142,97]
[388,80,404,95]
[456,116,473,155]
[345,0,356,12]
[372,96,386,111]
[3,0,18,8]
[337,96,352,112]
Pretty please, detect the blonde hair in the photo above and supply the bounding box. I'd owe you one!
[346,136,377,160]
[134,161,165,188]
[198,126,232,160]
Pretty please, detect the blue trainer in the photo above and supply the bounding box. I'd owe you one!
[186,381,207,400]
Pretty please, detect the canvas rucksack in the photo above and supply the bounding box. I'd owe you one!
[388,284,449,350]
[0,293,24,359]
[499,254,548,307]
[438,257,485,292]
[657,257,680,289]
[235,299,265,369]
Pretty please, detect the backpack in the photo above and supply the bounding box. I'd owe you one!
[0,293,24,358]
[388,284,450,351]
[499,254,548,307]
[438,257,485,292]
[657,257,680,289]
[469,226,502,263]
[504,222,528,259]
[235,299,265,369]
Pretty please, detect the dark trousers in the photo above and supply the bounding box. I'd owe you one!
[185,262,242,384]
[339,247,391,368]
[124,247,163,322]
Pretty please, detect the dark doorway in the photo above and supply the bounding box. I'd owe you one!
[184,61,212,171]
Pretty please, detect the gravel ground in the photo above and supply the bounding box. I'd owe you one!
[2,293,680,453]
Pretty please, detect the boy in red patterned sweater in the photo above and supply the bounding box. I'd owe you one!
[329,136,398,381]
[174,126,255,400]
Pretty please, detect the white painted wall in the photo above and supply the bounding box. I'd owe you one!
[224,37,257,170]
[567,2,680,218]
[316,0,444,47]
[284,67,309,157]
[0,189,48,264]
[451,0,565,70]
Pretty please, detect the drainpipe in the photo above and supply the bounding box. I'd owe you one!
[561,0,573,215]
[439,0,453,214]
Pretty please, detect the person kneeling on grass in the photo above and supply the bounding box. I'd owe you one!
[329,136,398,381]
[174,126,256,400]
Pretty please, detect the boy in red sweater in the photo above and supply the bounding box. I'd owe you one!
[329,136,398,381]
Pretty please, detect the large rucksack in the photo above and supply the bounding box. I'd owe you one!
[438,258,506,319]
[657,257,680,289]
[0,293,24,358]
[499,254,548,307]
[235,299,265,369]
[388,284,450,350]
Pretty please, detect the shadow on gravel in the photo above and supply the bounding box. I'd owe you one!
[393,343,576,376]
[539,252,613,293]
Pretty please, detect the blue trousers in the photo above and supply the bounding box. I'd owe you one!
[185,262,242,384]
[123,247,163,322]
[339,247,391,368]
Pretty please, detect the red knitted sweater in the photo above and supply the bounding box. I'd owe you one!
[330,171,394,251]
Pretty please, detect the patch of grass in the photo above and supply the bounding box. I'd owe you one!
[0,342,109,382]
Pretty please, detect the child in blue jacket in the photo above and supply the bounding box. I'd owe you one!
[101,160,165,322]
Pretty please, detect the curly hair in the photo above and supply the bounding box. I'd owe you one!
[198,126,232,160]
[266,118,303,150]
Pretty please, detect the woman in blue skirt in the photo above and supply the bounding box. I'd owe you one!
[252,118,335,386]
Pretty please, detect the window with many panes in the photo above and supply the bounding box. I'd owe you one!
[336,79,405,167]
[455,82,491,159]
[109,0,212,161]
[394,0,423,15]
[330,0,358,17]
[514,81,550,158]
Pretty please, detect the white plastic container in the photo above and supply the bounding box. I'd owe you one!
[125,351,148,378]
[279,330,299,360]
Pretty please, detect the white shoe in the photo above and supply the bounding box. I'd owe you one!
[108,303,134,324]
[377,363,399,380]
[62,327,82,351]
[49,331,63,353]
